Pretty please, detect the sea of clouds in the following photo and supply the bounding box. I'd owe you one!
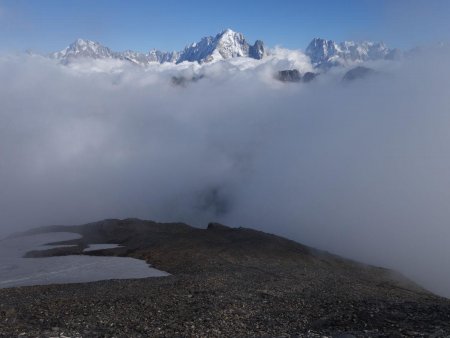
[1,47,450,297]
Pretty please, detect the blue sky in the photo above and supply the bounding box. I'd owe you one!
[0,0,449,53]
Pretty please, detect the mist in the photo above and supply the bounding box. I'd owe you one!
[1,49,450,297]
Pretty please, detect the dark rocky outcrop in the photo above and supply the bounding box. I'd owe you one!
[276,69,318,83]
[277,69,302,82]
[302,71,318,83]
[249,40,266,60]
[171,74,204,87]
[207,222,232,231]
[342,66,376,82]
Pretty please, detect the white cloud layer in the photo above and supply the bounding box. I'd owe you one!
[1,50,450,297]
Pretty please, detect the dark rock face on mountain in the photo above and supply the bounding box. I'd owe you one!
[249,40,266,60]
[277,69,318,83]
[343,66,376,82]
[2,218,450,337]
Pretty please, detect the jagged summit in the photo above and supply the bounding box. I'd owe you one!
[178,28,266,63]
[51,29,266,65]
[306,37,397,68]
[51,38,115,60]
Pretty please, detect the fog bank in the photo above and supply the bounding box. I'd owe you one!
[1,51,450,297]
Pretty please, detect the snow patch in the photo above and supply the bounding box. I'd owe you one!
[0,232,168,288]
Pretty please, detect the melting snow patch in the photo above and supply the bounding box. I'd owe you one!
[0,232,168,288]
[83,244,122,252]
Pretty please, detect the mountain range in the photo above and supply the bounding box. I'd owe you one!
[50,29,399,68]
[305,38,401,68]
[51,29,266,66]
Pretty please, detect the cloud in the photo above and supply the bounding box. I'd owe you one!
[1,50,450,298]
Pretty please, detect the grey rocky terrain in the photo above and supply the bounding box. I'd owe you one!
[1,219,450,337]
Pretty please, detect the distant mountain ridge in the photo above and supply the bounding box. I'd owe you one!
[305,37,401,68]
[51,29,400,68]
[51,29,266,66]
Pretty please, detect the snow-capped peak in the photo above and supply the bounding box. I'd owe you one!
[306,37,395,67]
[214,28,251,58]
[220,28,238,36]
[177,29,266,63]
[51,39,114,60]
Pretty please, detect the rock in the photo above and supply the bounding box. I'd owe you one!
[171,74,204,87]
[342,66,376,82]
[277,69,302,82]
[207,222,232,231]
[276,70,318,83]
[303,72,318,83]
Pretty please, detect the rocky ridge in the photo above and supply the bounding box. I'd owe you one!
[50,29,401,70]
[1,218,450,337]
